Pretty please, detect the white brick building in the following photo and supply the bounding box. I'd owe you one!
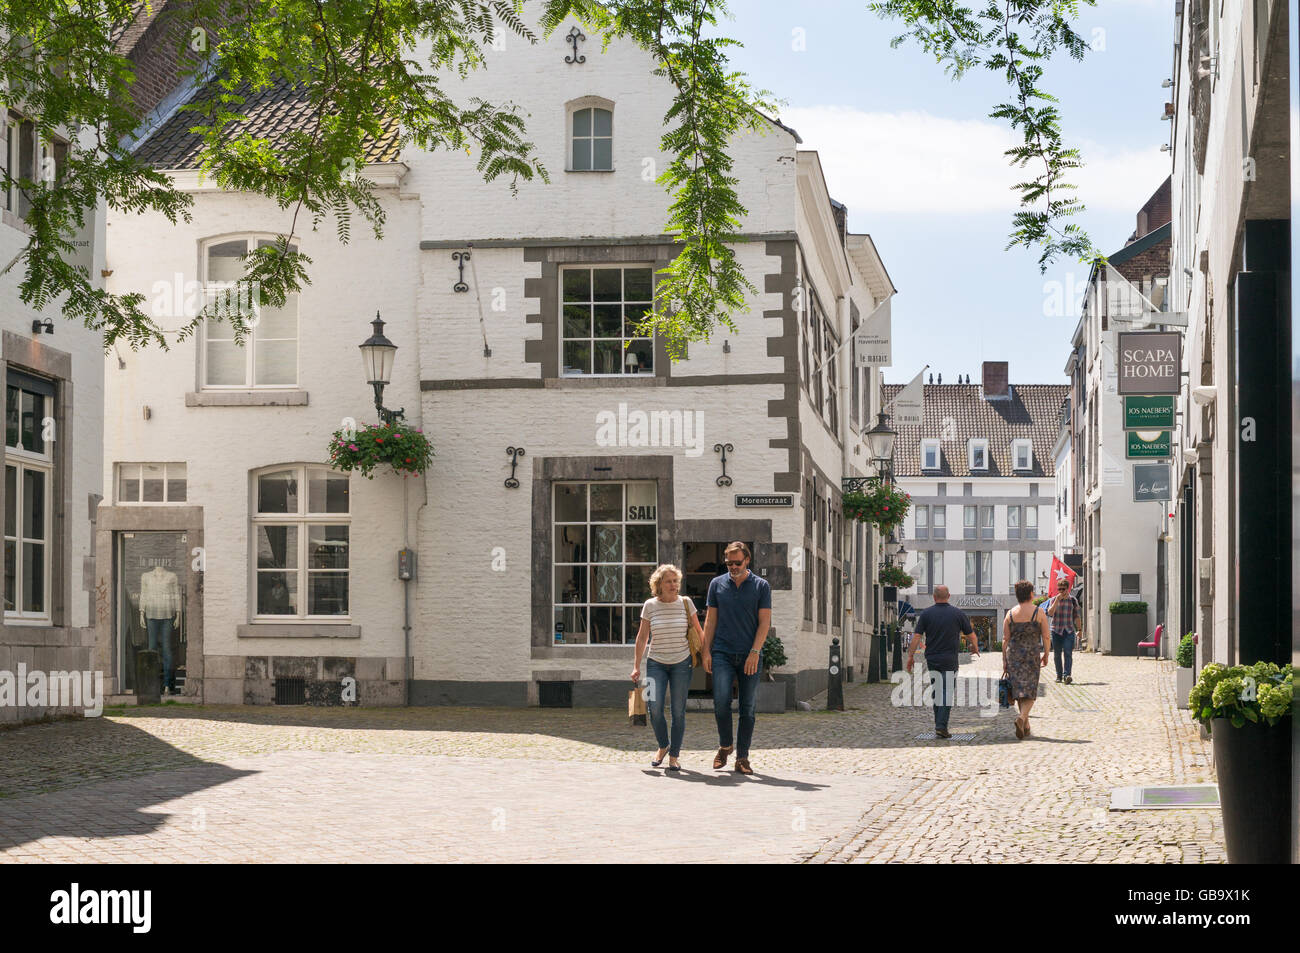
[100,10,898,706]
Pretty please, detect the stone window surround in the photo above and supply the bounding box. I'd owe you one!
[0,332,73,631]
[529,453,784,659]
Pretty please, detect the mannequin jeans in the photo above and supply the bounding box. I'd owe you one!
[147,617,175,691]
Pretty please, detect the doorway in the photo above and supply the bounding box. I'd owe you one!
[967,611,996,652]
[680,540,753,696]
[118,531,189,694]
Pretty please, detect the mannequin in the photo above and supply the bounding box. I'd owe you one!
[140,565,181,694]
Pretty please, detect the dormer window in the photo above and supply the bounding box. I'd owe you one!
[1012,440,1032,471]
[921,439,941,471]
[569,100,613,171]
[968,439,989,471]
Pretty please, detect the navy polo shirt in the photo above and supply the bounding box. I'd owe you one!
[706,570,772,655]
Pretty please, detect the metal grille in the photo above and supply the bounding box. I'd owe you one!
[274,677,307,705]
[538,681,573,708]
[915,732,977,741]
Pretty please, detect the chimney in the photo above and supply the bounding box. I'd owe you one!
[981,361,1010,401]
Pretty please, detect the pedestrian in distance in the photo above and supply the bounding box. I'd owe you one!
[1002,580,1052,738]
[631,564,704,771]
[905,585,978,739]
[1044,576,1084,683]
[701,541,771,775]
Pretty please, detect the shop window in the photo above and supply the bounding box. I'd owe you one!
[553,481,657,644]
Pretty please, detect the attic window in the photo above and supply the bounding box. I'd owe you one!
[1012,440,1032,471]
[968,439,989,471]
[921,439,940,471]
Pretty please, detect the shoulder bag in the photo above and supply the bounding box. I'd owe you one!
[683,597,703,666]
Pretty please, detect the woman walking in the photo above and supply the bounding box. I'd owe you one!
[1002,580,1051,738]
[631,564,703,771]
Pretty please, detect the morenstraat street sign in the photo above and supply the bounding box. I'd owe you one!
[1133,463,1173,502]
[1118,331,1181,395]
[1124,395,1176,430]
[1127,430,1172,459]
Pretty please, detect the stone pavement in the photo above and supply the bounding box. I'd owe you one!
[0,653,1223,863]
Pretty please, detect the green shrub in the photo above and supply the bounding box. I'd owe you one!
[1188,661,1293,732]
[1108,601,1148,614]
[761,635,788,673]
[1176,632,1196,668]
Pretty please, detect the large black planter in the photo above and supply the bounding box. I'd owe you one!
[1211,717,1291,863]
[1108,612,1147,656]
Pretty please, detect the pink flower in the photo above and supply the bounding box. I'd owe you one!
[348,444,358,451]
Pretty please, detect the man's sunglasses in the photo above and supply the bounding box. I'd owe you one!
[725,559,745,567]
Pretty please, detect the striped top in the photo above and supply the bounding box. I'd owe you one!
[642,595,698,665]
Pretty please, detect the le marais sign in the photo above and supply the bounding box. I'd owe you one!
[1118,331,1181,395]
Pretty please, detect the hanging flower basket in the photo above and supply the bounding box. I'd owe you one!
[878,563,914,589]
[328,422,434,479]
[842,484,910,532]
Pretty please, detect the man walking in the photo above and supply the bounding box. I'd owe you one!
[905,585,977,739]
[1045,577,1083,683]
[702,541,771,775]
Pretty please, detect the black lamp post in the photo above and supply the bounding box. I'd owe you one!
[865,411,897,485]
[360,312,405,425]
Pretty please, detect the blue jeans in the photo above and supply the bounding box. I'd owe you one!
[147,617,175,691]
[645,656,692,757]
[711,651,761,758]
[928,666,957,732]
[1051,631,1075,679]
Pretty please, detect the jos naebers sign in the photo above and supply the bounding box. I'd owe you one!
[1124,395,1176,429]
[1118,331,1181,395]
[1126,430,1172,458]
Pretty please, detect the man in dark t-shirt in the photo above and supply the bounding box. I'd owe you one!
[906,585,977,738]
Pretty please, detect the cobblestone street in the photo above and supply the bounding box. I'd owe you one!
[0,654,1224,863]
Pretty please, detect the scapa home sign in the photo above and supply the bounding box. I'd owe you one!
[1118,331,1181,395]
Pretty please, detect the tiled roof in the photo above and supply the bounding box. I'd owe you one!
[883,383,1069,478]
[132,63,404,170]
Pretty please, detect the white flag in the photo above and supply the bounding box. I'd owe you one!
[889,368,925,426]
[855,296,892,368]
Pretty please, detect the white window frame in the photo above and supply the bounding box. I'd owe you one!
[4,377,53,622]
[1009,551,1036,591]
[1012,439,1032,471]
[921,439,941,470]
[965,551,992,595]
[250,465,350,621]
[968,439,989,471]
[552,480,657,645]
[567,98,614,172]
[116,462,188,504]
[931,505,946,540]
[559,264,655,377]
[200,235,301,391]
[914,504,929,540]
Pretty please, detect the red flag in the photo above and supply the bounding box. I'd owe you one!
[1048,556,1076,598]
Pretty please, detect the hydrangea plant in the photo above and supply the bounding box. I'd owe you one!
[1188,661,1293,732]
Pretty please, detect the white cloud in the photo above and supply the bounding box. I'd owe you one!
[781,105,1169,216]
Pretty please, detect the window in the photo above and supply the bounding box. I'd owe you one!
[5,371,55,620]
[817,555,827,624]
[1012,440,1032,471]
[202,238,299,388]
[824,315,838,435]
[921,439,941,471]
[1025,505,1037,540]
[931,505,946,540]
[570,106,612,171]
[803,546,813,621]
[2,112,59,219]
[1120,573,1141,596]
[252,466,349,619]
[561,266,654,376]
[980,505,994,540]
[965,551,992,594]
[914,505,929,540]
[117,463,187,504]
[963,505,976,540]
[1008,505,1020,540]
[915,551,942,594]
[553,481,656,644]
[1009,552,1036,591]
[968,439,989,471]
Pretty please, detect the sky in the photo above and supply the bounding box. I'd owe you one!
[718,0,1176,385]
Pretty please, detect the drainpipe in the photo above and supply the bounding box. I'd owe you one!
[837,294,853,673]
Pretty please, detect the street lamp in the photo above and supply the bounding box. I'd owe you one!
[360,312,405,425]
[865,411,896,473]
[884,532,902,559]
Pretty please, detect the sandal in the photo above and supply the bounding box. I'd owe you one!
[734,758,754,776]
[666,757,681,772]
[712,746,733,769]
[1014,716,1025,739]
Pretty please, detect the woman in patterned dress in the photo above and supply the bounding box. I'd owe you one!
[1002,580,1051,738]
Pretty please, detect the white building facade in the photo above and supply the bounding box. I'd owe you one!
[101,14,897,706]
[890,365,1063,648]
